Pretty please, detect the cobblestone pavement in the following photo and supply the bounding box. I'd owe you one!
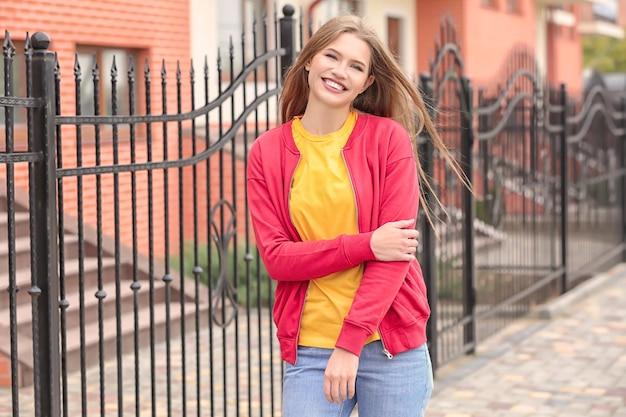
[0,310,284,416]
[425,263,626,417]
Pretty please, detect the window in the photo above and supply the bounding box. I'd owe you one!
[1,39,27,126]
[76,46,139,116]
[1,38,28,148]
[340,0,363,15]
[387,17,403,64]
[506,0,520,13]
[593,0,618,23]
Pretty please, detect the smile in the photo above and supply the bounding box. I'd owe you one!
[323,78,346,91]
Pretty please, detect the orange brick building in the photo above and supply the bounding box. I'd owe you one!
[1,0,198,257]
[416,0,589,94]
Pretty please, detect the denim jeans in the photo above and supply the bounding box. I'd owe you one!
[282,341,434,417]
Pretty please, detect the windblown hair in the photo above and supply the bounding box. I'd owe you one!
[280,14,470,225]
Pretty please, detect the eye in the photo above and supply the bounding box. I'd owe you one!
[351,64,365,72]
[325,53,338,60]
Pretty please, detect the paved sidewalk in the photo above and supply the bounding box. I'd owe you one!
[425,263,626,417]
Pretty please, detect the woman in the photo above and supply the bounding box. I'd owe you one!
[247,13,464,417]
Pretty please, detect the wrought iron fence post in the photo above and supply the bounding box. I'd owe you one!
[621,95,626,262]
[29,32,60,417]
[460,76,476,354]
[418,73,438,373]
[558,83,569,293]
[279,4,296,82]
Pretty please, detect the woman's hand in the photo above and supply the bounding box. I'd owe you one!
[370,219,419,262]
[324,348,359,404]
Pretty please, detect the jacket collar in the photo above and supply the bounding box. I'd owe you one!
[279,114,370,153]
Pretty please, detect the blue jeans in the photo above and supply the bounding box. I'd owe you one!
[282,341,433,417]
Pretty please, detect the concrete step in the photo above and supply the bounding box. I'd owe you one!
[0,277,174,333]
[61,299,208,376]
[0,256,117,310]
[0,234,81,275]
[0,211,30,241]
[3,294,208,387]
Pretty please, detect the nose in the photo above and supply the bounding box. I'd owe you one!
[330,63,348,79]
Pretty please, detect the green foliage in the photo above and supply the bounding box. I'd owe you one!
[583,34,626,73]
[587,181,611,206]
[435,259,464,301]
[170,241,274,308]
[475,190,504,228]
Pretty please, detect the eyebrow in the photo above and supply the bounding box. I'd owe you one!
[324,47,368,68]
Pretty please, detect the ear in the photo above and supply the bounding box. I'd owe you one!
[361,75,375,94]
[305,61,311,71]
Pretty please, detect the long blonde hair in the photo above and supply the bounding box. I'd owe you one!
[280,14,469,224]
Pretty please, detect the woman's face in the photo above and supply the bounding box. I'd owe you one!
[305,32,375,112]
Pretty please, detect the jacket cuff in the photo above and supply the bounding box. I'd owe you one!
[335,321,370,357]
[343,232,376,265]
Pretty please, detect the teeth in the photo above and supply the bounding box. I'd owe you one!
[325,79,344,90]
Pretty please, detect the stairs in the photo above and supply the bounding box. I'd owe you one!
[0,190,209,387]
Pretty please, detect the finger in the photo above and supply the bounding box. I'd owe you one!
[323,379,333,403]
[347,378,356,400]
[340,379,350,402]
[335,382,344,404]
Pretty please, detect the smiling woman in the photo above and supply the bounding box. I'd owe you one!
[247,13,469,417]
[300,33,374,134]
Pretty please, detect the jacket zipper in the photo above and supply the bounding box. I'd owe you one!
[343,149,393,360]
[288,154,305,363]
[340,150,359,232]
[287,154,302,230]
[379,332,393,359]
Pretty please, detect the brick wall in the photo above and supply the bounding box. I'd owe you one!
[0,352,11,387]
[1,0,194,256]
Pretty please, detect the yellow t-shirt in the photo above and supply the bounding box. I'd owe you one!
[290,111,379,348]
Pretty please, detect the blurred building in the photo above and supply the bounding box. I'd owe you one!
[2,0,625,113]
[414,0,623,94]
[271,0,625,93]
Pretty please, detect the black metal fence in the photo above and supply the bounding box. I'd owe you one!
[0,7,624,417]
[417,18,625,369]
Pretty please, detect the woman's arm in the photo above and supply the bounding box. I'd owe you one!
[247,140,376,281]
[335,132,421,355]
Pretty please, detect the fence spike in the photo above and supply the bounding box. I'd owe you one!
[24,32,31,55]
[111,55,118,82]
[144,57,151,83]
[92,55,100,82]
[3,30,15,58]
[190,59,195,82]
[128,55,135,83]
[73,53,81,81]
[54,52,60,79]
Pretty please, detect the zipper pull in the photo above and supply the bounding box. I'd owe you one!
[382,349,393,359]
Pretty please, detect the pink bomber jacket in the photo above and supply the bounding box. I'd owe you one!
[246,114,430,364]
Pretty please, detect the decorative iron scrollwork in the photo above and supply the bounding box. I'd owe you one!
[209,199,238,327]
